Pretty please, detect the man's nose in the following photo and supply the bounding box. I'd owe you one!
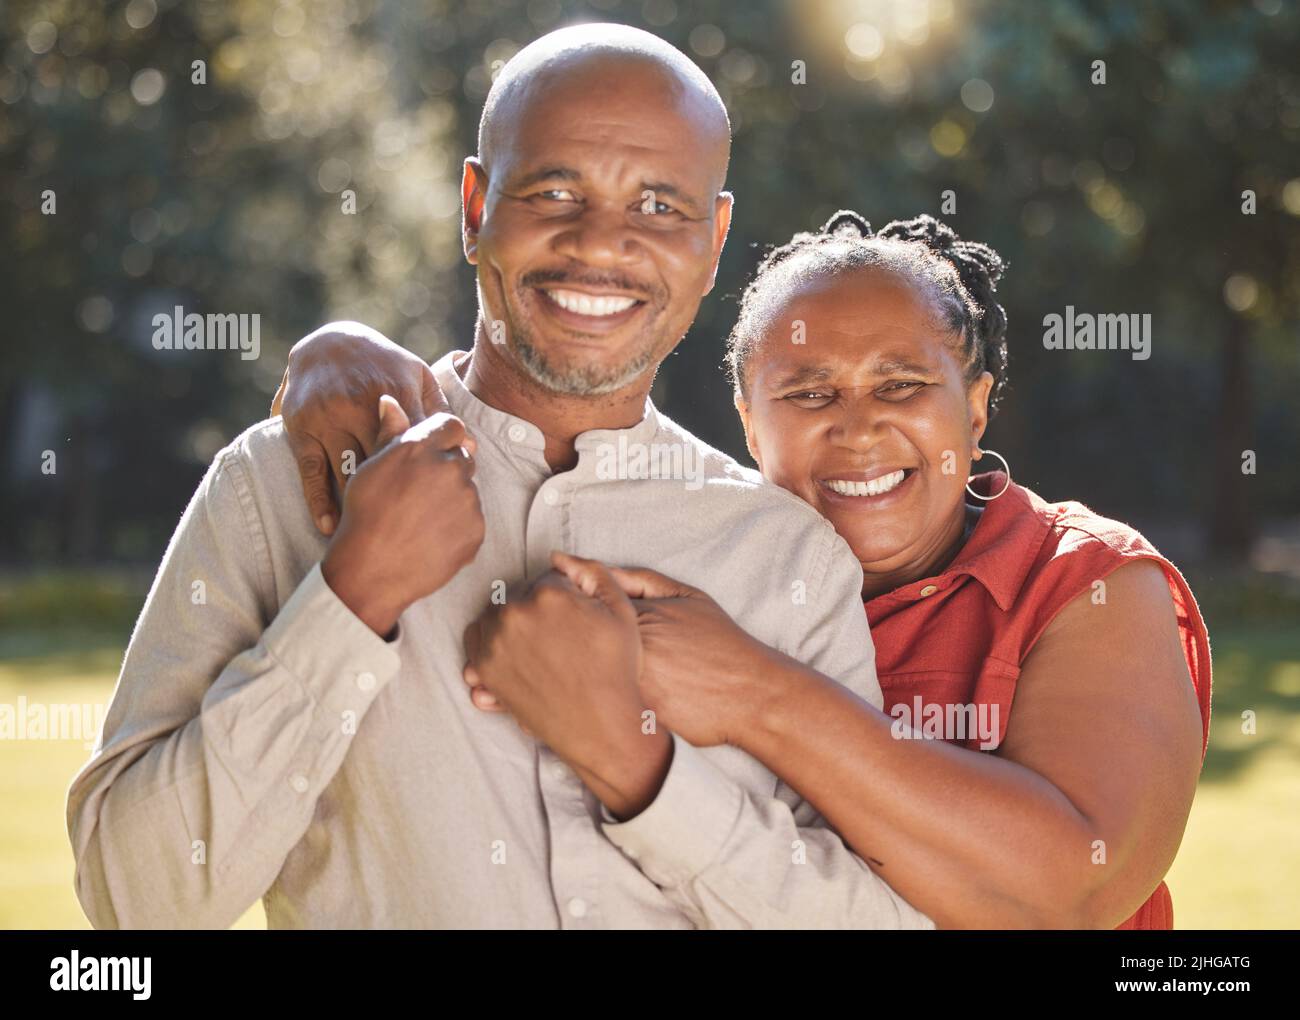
[551,207,643,268]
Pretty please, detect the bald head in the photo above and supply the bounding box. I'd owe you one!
[463,25,735,401]
[479,24,731,191]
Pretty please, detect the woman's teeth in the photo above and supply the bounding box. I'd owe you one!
[826,470,907,497]
[542,289,639,317]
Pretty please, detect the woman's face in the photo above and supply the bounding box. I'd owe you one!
[737,267,993,584]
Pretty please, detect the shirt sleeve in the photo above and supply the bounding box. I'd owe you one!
[65,438,402,929]
[600,527,934,929]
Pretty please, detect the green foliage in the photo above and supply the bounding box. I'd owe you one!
[0,570,145,635]
[2,0,1297,569]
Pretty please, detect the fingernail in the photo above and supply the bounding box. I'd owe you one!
[478,690,497,707]
[318,514,335,535]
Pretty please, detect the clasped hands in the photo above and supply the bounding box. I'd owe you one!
[318,394,784,820]
[461,548,798,819]
[465,551,681,820]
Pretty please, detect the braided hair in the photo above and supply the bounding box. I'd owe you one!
[726,210,1009,414]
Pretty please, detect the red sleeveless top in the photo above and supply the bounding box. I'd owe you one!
[865,472,1212,929]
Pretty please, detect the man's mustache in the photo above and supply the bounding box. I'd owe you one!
[519,267,663,305]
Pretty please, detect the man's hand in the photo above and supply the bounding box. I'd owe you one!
[321,396,485,637]
[272,321,468,536]
[470,562,788,749]
[463,551,672,820]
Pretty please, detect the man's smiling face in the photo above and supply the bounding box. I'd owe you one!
[464,52,732,396]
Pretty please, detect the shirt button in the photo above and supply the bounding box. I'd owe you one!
[507,423,527,443]
[919,584,938,597]
[356,671,376,691]
[567,897,588,919]
[289,774,309,793]
[543,489,558,506]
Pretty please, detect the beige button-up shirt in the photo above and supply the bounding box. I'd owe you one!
[67,350,933,930]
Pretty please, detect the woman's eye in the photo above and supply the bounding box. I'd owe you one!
[785,390,834,405]
[877,381,925,400]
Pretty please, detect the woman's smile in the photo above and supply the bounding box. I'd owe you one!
[817,467,919,508]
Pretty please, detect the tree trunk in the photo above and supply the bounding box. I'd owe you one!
[1208,315,1255,559]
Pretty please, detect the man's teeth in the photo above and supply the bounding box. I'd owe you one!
[826,470,907,497]
[543,289,638,316]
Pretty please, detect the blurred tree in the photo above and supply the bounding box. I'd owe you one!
[1,0,465,561]
[1,0,1296,570]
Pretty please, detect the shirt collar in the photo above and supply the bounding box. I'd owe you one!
[431,350,664,458]
[936,471,1051,612]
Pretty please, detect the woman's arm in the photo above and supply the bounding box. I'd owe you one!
[622,558,1204,928]
[737,558,1205,928]
[271,321,455,534]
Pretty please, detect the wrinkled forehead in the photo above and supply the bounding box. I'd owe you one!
[742,263,962,380]
[484,55,730,198]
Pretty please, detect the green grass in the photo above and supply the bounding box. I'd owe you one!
[0,631,264,930]
[2,624,1297,929]
[1162,626,1300,928]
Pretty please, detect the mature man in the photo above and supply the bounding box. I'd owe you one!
[68,25,932,929]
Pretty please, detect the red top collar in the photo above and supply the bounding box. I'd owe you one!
[869,471,1052,613]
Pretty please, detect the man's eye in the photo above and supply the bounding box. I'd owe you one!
[785,390,834,404]
[639,200,678,216]
[536,189,578,202]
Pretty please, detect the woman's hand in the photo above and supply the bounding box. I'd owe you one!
[272,321,468,534]
[609,565,792,748]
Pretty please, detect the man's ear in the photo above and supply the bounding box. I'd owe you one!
[733,387,761,468]
[702,191,734,296]
[462,158,488,264]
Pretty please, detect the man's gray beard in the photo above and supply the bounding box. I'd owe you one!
[511,325,658,396]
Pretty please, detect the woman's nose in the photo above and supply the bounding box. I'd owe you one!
[829,398,885,450]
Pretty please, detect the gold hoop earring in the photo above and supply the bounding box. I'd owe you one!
[966,449,1011,501]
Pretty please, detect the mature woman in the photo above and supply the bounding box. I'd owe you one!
[273,212,1210,929]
